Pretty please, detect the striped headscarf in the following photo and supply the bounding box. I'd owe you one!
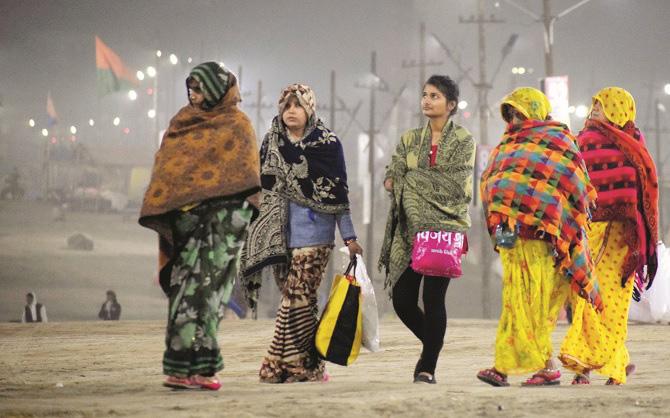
[186,62,234,110]
[278,83,316,119]
[500,87,552,122]
[591,87,636,128]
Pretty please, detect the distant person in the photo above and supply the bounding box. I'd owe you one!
[379,75,475,384]
[1,167,24,200]
[98,290,121,320]
[139,62,261,391]
[560,87,658,385]
[21,292,48,323]
[477,87,600,386]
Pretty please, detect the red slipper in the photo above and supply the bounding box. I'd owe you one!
[163,376,199,390]
[522,369,561,386]
[191,375,221,391]
[477,368,510,387]
[571,374,590,385]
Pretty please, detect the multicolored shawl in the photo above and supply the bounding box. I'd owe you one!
[240,115,350,307]
[139,65,261,294]
[480,119,602,309]
[379,120,475,294]
[578,119,659,289]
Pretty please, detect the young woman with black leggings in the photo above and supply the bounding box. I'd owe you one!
[379,75,475,384]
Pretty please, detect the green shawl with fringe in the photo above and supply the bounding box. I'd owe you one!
[378,120,475,293]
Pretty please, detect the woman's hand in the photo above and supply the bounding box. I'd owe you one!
[384,178,393,192]
[346,240,364,259]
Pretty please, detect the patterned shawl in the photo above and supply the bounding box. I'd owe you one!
[139,65,261,293]
[480,119,602,309]
[379,120,475,294]
[240,115,350,307]
[579,119,659,289]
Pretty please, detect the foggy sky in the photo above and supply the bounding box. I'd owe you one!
[2,0,670,175]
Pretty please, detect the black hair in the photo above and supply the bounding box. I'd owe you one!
[424,75,460,116]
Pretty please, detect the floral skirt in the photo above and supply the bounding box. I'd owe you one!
[494,239,570,375]
[560,221,634,383]
[162,200,253,377]
[259,246,332,383]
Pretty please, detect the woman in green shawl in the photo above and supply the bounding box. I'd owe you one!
[379,75,475,384]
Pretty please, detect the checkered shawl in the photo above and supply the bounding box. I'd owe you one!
[481,120,601,307]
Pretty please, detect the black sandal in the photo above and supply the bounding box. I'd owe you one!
[414,373,437,384]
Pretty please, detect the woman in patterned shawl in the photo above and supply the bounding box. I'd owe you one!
[241,83,363,383]
[560,87,658,385]
[379,75,476,384]
[139,62,261,391]
[477,87,601,387]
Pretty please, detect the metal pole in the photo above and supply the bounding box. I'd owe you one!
[330,70,336,130]
[153,55,159,149]
[542,0,555,77]
[419,22,426,126]
[656,99,665,234]
[366,51,377,269]
[477,0,492,319]
[256,80,263,137]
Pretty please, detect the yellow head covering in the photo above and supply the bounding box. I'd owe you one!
[591,87,636,127]
[500,87,552,122]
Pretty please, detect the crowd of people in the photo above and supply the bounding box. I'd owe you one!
[134,61,657,390]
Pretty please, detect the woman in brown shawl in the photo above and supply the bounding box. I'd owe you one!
[139,62,261,391]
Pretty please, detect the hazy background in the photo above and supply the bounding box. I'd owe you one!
[1,0,669,321]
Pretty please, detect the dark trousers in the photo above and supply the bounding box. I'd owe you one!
[392,267,451,375]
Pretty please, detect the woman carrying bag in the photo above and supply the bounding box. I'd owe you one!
[379,75,476,384]
[241,84,363,384]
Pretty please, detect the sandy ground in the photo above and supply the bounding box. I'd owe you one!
[0,318,669,418]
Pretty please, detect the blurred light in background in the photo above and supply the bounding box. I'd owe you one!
[147,109,156,119]
[458,100,468,110]
[28,119,35,127]
[128,90,138,101]
[169,54,178,65]
[146,66,157,78]
[156,50,162,58]
[136,70,145,81]
[89,119,95,127]
[575,105,589,118]
[70,125,77,134]
[41,129,48,137]
[113,117,120,126]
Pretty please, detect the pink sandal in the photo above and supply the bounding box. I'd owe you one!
[522,369,561,386]
[191,375,222,391]
[477,368,510,387]
[163,375,199,390]
[571,374,590,385]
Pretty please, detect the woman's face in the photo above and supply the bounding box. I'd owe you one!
[589,100,609,124]
[421,84,455,118]
[282,96,308,131]
[502,104,526,124]
[188,80,205,107]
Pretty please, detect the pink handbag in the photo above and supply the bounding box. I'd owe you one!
[410,230,468,278]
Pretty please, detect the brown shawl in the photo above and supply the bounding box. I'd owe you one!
[139,85,261,288]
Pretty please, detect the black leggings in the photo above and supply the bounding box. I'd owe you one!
[392,267,451,375]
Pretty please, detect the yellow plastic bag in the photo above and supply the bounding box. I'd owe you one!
[315,259,363,366]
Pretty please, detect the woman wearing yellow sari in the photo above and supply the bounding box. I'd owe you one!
[477,88,601,386]
[560,87,659,385]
